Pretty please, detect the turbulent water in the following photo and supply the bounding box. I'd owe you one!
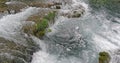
[31,0,120,63]
[0,7,40,44]
[0,0,120,63]
[32,0,120,63]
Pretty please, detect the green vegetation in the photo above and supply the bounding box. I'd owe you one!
[0,0,7,3]
[99,51,110,63]
[36,19,48,31]
[44,11,56,20]
[23,12,56,38]
[0,0,7,12]
[47,28,52,32]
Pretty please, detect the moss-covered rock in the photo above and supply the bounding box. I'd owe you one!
[36,30,46,37]
[47,28,52,32]
[60,4,85,18]
[6,1,28,13]
[99,51,110,63]
[23,11,56,38]
[44,11,56,21]
[0,2,8,13]
[28,2,54,8]
[0,0,7,3]
[0,37,39,63]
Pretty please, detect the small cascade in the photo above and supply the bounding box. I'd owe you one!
[0,7,40,63]
[0,7,39,43]
[0,0,120,63]
[31,0,120,63]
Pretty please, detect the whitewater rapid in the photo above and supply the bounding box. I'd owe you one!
[0,7,39,44]
[31,0,120,63]
[0,0,119,63]
[31,0,97,63]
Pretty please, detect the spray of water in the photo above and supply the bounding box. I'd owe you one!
[0,7,39,44]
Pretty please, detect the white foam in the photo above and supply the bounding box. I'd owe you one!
[31,51,57,63]
[31,51,83,63]
[93,33,119,51]
[0,7,39,42]
[31,36,47,51]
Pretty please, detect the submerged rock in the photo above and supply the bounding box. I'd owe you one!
[99,51,111,63]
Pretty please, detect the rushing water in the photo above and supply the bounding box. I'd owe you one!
[0,7,40,44]
[31,0,120,63]
[0,0,120,63]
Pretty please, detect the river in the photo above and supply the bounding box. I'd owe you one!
[0,0,120,63]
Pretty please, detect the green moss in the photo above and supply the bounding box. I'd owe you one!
[0,0,7,3]
[99,52,109,56]
[36,18,48,31]
[44,12,56,20]
[33,12,56,37]
[36,30,46,37]
[47,28,52,32]
[99,51,110,63]
[23,11,56,38]
[0,3,7,12]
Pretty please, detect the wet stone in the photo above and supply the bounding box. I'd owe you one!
[0,37,39,63]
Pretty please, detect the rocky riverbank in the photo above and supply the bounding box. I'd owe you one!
[0,36,39,63]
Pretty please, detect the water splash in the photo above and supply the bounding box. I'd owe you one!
[0,7,39,44]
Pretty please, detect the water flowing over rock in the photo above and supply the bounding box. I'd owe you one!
[0,7,40,63]
[31,0,120,63]
[5,1,28,13]
[59,2,85,18]
[0,37,39,63]
[0,0,120,63]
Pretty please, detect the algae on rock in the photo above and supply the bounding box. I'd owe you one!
[99,51,110,63]
[23,11,56,38]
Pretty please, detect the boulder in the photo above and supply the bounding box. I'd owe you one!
[53,2,62,5]
[55,5,61,9]
[5,1,28,13]
[28,2,54,8]
[0,37,39,63]
[99,51,111,63]
[0,3,7,13]
[60,4,85,18]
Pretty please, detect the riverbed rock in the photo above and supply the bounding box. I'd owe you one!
[0,1,62,14]
[60,4,85,18]
[5,1,28,13]
[99,51,111,63]
[28,2,54,8]
[0,3,8,13]
[22,11,56,38]
[55,5,61,9]
[0,37,39,63]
